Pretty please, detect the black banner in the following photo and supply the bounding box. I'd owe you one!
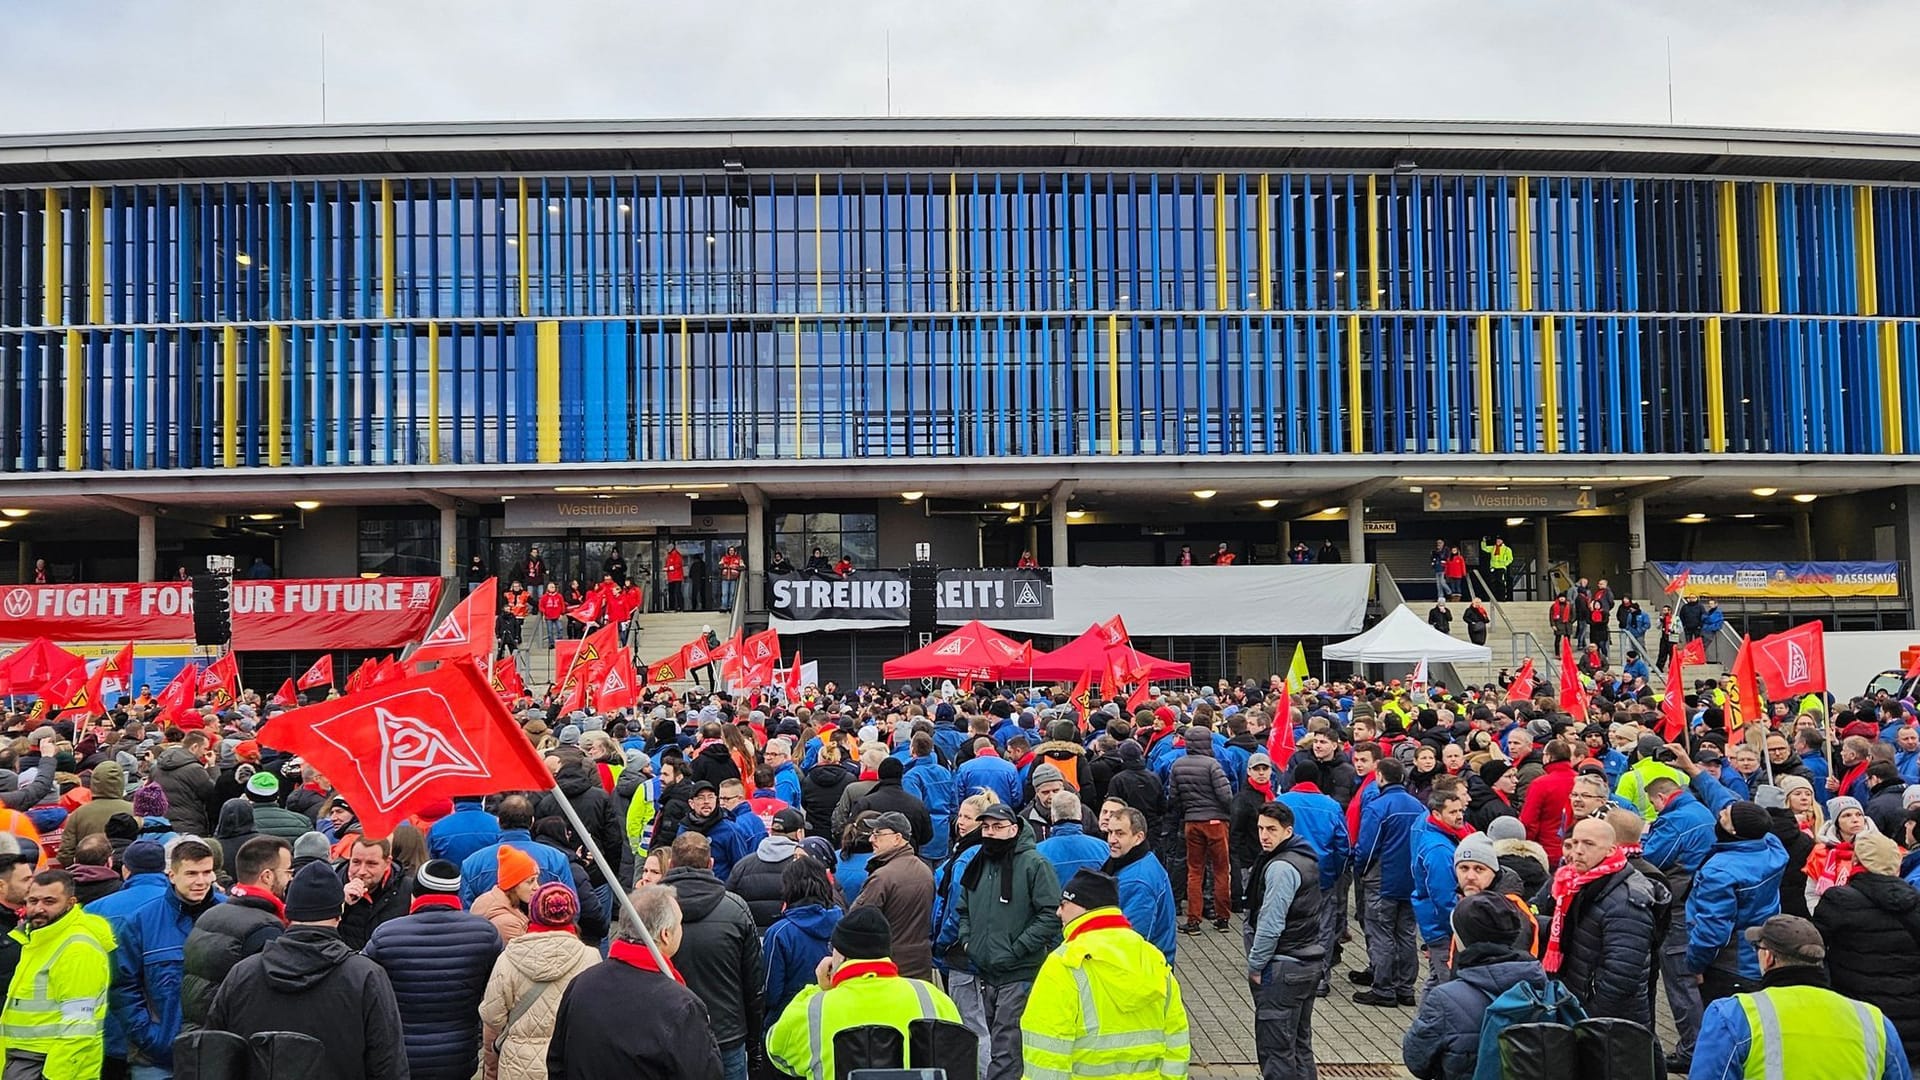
[767,571,911,621]
[934,568,1053,621]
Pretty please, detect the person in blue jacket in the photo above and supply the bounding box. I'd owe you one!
[1696,745,1751,801]
[929,702,969,763]
[427,797,501,866]
[955,738,1022,808]
[1352,758,1427,1006]
[903,737,958,861]
[1581,725,1630,789]
[88,840,171,1073]
[1409,780,1473,989]
[765,738,804,807]
[105,837,224,1075]
[761,856,843,1028]
[1035,791,1108,884]
[1097,802,1176,965]
[1680,768,1789,1005]
[458,794,573,905]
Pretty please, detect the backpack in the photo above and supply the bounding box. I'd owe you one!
[1472,977,1586,1080]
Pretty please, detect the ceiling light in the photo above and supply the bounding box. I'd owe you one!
[246,513,278,522]
[0,521,12,530]
[1684,512,1707,521]
[999,502,1022,511]
[0,509,28,519]
[1320,507,1341,516]
[234,252,252,266]
[618,202,631,213]
[706,234,717,244]
[1192,489,1217,500]
[547,202,561,213]
[900,491,924,502]
[1256,499,1280,509]
[500,495,515,501]
[1735,513,1757,519]
[1505,517,1526,526]
[1792,494,1818,504]
[1066,510,1086,520]
[1407,486,1423,494]
[293,500,321,511]
[686,492,700,499]
[1752,487,1777,497]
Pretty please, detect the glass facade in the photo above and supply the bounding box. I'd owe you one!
[0,167,1915,471]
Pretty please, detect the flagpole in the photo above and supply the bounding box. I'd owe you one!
[545,776,670,973]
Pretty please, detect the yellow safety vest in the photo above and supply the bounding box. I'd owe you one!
[766,961,960,1080]
[1736,984,1886,1080]
[1021,909,1191,1080]
[0,907,115,1080]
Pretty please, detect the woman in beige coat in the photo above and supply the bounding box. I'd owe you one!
[479,883,601,1080]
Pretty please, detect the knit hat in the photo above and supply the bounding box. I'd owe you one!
[1826,796,1864,822]
[1725,801,1772,841]
[557,724,582,747]
[293,831,332,863]
[414,859,462,897]
[1060,869,1120,911]
[245,773,280,801]
[130,783,169,818]
[1451,891,1524,947]
[121,840,164,875]
[530,882,579,929]
[1753,785,1787,810]
[1856,832,1903,876]
[1031,763,1067,790]
[497,845,539,891]
[877,757,904,782]
[1906,787,1920,811]
[1478,760,1511,786]
[1485,816,1527,843]
[1776,775,1813,799]
[285,860,347,922]
[1291,759,1323,786]
[1453,833,1500,870]
[830,906,892,960]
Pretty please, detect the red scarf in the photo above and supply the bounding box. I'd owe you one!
[1839,760,1871,799]
[1426,814,1474,843]
[610,939,686,984]
[1346,773,1378,844]
[1814,841,1858,894]
[1290,781,1324,796]
[1066,911,1133,942]
[1249,776,1274,800]
[859,769,880,782]
[1544,849,1629,973]
[410,894,463,915]
[973,746,1000,759]
[231,883,287,924]
[829,959,899,987]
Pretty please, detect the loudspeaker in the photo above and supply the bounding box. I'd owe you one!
[192,574,231,647]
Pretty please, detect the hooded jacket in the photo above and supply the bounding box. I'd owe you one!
[1401,943,1549,1079]
[725,834,803,929]
[798,761,856,839]
[1104,753,1166,826]
[662,866,765,1049]
[900,755,957,859]
[154,746,216,837]
[1019,909,1189,1080]
[365,901,504,1080]
[956,751,1022,809]
[686,741,743,789]
[762,903,842,1026]
[1492,838,1551,900]
[478,928,600,1080]
[181,888,284,1029]
[1812,871,1920,1066]
[213,798,261,881]
[57,760,134,864]
[850,846,937,979]
[205,925,409,1080]
[1354,782,1428,900]
[1167,740,1233,823]
[1686,832,1790,977]
[535,764,621,887]
[955,821,1063,984]
[1409,818,1468,945]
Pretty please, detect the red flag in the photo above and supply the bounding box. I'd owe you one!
[742,628,780,668]
[1906,649,1920,682]
[680,636,714,672]
[200,652,239,708]
[1506,659,1536,703]
[156,663,199,725]
[100,643,135,695]
[784,650,806,701]
[647,651,685,685]
[1728,635,1763,740]
[297,655,335,691]
[566,594,602,627]
[343,658,377,695]
[39,664,92,719]
[1678,638,1707,667]
[1067,669,1094,717]
[271,679,299,709]
[1099,616,1131,648]
[414,580,497,664]
[1664,569,1691,595]
[65,662,109,721]
[1098,665,1117,706]
[594,650,639,712]
[1124,678,1151,713]
[257,658,552,839]
[1557,637,1589,719]
[369,655,410,686]
[715,630,744,683]
[1267,680,1297,764]
[1658,646,1692,742]
[490,656,525,701]
[558,672,588,715]
[1751,621,1826,697]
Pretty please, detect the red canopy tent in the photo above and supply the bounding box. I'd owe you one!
[0,638,86,696]
[1028,624,1192,682]
[882,620,1035,681]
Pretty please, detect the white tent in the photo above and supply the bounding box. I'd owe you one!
[1322,606,1491,664]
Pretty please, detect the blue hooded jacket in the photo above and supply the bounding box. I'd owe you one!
[931,845,981,962]
[1686,833,1789,977]
[902,756,958,860]
[762,903,843,1028]
[1276,787,1349,890]
[428,800,501,865]
[1408,817,1463,944]
[1106,848,1177,965]
[1642,788,1718,876]
[1036,821,1108,885]
[769,761,803,808]
[1354,782,1427,900]
[955,753,1021,808]
[104,876,224,1067]
[88,872,172,1061]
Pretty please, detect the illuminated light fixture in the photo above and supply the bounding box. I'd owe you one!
[1192,489,1217,500]
[1792,494,1818,504]
[999,502,1022,511]
[246,513,278,521]
[706,234,717,244]
[293,500,321,511]
[547,202,561,213]
[1065,509,1086,520]
[900,491,924,502]
[0,521,13,529]
[1407,486,1423,494]
[1402,475,1669,484]
[359,572,382,580]
[1752,487,1777,497]
[234,252,253,266]
[1320,507,1341,516]
[686,492,700,499]
[1578,485,1593,491]
[1735,513,1757,519]
[1684,512,1708,521]
[1505,517,1526,526]
[1256,499,1280,509]
[500,495,515,501]
[0,509,28,519]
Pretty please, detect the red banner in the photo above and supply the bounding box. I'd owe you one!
[0,578,444,651]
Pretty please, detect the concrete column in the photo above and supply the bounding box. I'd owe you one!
[742,484,767,612]
[1049,481,1075,567]
[137,515,157,583]
[1796,512,1815,561]
[439,506,458,574]
[1347,498,1366,565]
[1900,486,1920,631]
[1280,517,1292,555]
[1626,496,1647,599]
[1024,523,1039,563]
[1535,516,1551,597]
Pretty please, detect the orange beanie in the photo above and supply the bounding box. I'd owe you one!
[497,845,538,891]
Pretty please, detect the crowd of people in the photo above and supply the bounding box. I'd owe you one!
[0,630,1915,1078]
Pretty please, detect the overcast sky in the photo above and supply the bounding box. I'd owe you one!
[3,0,1914,136]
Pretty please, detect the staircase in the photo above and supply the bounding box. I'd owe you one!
[1440,581,1723,694]
[515,609,722,697]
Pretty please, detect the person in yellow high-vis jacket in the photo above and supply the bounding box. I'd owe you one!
[767,906,960,1080]
[1021,870,1190,1080]
[1,869,115,1080]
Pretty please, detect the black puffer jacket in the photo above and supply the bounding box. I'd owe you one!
[363,903,504,1080]
[205,926,408,1080]
[1767,806,1815,919]
[155,745,217,837]
[800,762,856,840]
[686,742,742,789]
[663,867,765,1050]
[336,867,413,951]
[1531,864,1666,1026]
[537,763,622,886]
[1812,871,1920,1066]
[848,779,933,850]
[181,891,284,1028]
[1167,743,1233,823]
[1105,758,1165,827]
[725,836,802,929]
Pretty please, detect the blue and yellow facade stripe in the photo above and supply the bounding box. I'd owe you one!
[87,188,105,326]
[1514,177,1533,312]
[517,178,530,317]
[792,314,803,458]
[221,326,238,467]
[267,325,285,467]
[1718,181,1742,313]
[1365,175,1380,310]
[1758,183,1782,313]
[1107,312,1121,454]
[1856,185,1879,316]
[1538,315,1560,453]
[1881,320,1904,454]
[1344,313,1363,452]
[1476,314,1496,452]
[64,329,83,470]
[1704,316,1729,452]
[535,320,560,463]
[1257,174,1273,311]
[1214,174,1229,311]
[43,188,62,326]
[380,179,396,319]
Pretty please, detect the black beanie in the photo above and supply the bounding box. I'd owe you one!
[1726,801,1771,841]
[1291,759,1322,787]
[1451,892,1524,947]
[1478,760,1511,786]
[878,757,904,781]
[831,906,892,960]
[285,860,346,922]
[1061,870,1121,912]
